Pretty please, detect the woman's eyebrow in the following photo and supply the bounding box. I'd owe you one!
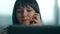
[16,9,22,11]
[26,7,32,9]
[17,7,23,9]
[26,6,32,9]
[18,6,23,9]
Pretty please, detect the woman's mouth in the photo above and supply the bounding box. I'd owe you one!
[22,19,28,21]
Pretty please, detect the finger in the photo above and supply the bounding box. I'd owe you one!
[32,22,38,26]
[33,13,40,20]
[33,19,37,24]
[32,22,37,26]
[31,19,41,26]
[35,13,40,18]
[33,18,41,24]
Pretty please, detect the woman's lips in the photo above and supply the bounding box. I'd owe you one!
[22,18,29,22]
[22,19,28,21]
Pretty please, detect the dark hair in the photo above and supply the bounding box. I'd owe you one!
[12,0,41,24]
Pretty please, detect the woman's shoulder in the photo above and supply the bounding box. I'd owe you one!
[0,25,9,34]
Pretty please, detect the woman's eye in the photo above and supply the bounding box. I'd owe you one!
[17,11,21,13]
[17,9,23,13]
[27,10,32,12]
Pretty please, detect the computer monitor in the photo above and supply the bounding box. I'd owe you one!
[7,25,60,34]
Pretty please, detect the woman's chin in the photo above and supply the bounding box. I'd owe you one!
[23,21,30,25]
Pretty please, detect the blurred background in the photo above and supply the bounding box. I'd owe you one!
[0,0,60,27]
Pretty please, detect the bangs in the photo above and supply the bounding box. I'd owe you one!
[15,0,40,13]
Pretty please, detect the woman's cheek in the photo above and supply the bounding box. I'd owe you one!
[29,14,34,20]
[17,14,22,20]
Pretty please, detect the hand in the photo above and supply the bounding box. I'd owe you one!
[30,13,41,26]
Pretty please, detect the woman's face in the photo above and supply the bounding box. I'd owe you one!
[16,5,36,25]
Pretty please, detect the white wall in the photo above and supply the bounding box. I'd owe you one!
[37,0,55,25]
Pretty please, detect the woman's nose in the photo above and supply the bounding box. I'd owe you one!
[23,9,27,17]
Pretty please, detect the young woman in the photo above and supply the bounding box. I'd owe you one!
[12,0,42,26]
